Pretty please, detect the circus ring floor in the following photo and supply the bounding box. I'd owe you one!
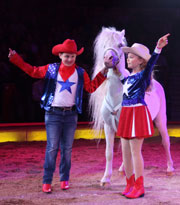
[0,122,180,205]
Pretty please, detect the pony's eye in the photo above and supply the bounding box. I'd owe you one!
[118,43,123,48]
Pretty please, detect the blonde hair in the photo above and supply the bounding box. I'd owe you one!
[138,56,147,70]
[137,56,154,91]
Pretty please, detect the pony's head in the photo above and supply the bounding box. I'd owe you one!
[93,27,127,76]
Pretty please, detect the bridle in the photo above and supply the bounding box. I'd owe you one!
[104,47,123,59]
[103,47,123,67]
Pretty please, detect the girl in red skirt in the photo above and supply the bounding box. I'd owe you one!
[106,34,170,198]
[118,34,170,198]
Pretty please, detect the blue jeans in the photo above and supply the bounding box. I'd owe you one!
[43,107,78,184]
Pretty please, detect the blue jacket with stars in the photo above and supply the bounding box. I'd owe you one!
[121,52,159,106]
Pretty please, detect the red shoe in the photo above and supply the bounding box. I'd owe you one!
[122,174,135,196]
[42,184,52,193]
[126,176,144,199]
[60,181,69,190]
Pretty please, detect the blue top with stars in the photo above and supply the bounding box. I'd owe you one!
[121,52,159,106]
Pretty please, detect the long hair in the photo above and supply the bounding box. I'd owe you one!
[138,56,155,92]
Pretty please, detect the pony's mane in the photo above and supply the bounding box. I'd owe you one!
[89,27,126,132]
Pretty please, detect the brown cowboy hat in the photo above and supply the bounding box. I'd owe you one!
[52,39,84,56]
[122,43,151,62]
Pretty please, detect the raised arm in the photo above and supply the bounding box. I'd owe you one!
[157,33,170,49]
[83,69,107,93]
[8,48,48,79]
[143,33,170,78]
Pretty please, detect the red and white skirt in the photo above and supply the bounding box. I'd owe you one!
[117,105,154,139]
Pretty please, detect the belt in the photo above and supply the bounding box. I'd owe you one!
[51,105,76,111]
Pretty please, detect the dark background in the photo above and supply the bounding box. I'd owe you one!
[0,0,180,123]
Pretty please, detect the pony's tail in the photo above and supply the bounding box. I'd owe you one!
[88,80,107,133]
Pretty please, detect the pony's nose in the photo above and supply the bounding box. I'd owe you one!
[104,55,113,61]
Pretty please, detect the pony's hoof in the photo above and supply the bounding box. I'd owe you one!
[118,170,125,176]
[100,181,111,187]
[166,171,174,176]
[167,166,174,175]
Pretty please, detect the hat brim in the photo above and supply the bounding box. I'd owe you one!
[122,47,151,62]
[52,45,84,56]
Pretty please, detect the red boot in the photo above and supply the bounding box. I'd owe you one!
[122,174,135,196]
[125,176,144,199]
[60,181,69,190]
[42,184,52,193]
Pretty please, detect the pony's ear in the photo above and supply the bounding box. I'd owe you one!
[121,29,125,36]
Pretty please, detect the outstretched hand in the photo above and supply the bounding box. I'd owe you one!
[8,48,16,58]
[157,33,170,49]
[101,67,109,76]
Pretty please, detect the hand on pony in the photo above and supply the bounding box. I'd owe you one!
[113,66,122,77]
[101,67,109,76]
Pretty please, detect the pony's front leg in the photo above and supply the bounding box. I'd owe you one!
[100,123,115,186]
[118,153,124,174]
[154,115,174,174]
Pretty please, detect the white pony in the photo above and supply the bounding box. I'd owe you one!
[89,27,174,186]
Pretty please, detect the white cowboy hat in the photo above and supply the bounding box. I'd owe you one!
[122,43,151,62]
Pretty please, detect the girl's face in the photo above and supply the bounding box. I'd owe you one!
[59,53,77,66]
[127,53,144,70]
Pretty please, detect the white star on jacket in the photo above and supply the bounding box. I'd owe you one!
[123,80,132,96]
